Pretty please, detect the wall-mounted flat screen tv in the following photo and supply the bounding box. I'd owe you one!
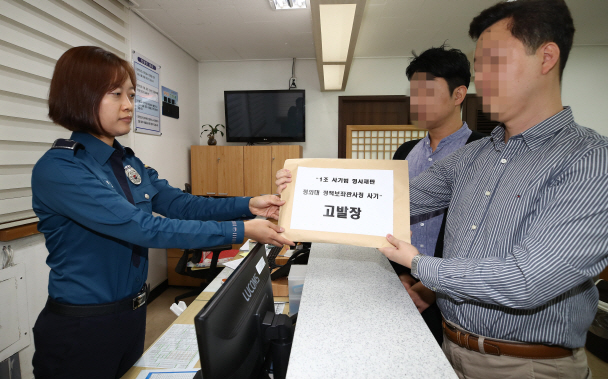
[224,90,305,143]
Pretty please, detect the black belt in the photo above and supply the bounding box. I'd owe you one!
[46,285,148,318]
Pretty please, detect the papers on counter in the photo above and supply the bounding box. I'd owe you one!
[223,258,244,270]
[135,369,198,379]
[134,324,198,369]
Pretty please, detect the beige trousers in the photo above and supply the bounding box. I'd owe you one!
[442,333,592,379]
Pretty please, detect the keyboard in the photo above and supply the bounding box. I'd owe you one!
[267,245,283,269]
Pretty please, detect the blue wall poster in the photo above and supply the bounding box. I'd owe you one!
[132,51,161,136]
[162,86,178,106]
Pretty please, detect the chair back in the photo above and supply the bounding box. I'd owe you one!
[174,244,233,279]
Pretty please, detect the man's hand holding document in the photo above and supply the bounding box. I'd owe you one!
[277,158,410,248]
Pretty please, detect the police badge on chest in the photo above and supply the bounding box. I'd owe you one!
[124,165,142,185]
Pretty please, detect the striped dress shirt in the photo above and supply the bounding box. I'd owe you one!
[407,122,472,257]
[411,107,608,348]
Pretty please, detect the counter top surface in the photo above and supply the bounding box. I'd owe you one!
[286,243,457,379]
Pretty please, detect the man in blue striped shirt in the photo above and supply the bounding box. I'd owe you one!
[380,0,608,378]
[391,46,484,345]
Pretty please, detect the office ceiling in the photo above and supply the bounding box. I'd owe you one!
[133,0,608,62]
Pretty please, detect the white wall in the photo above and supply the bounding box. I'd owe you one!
[199,57,410,158]
[199,46,608,158]
[129,13,201,290]
[562,46,608,136]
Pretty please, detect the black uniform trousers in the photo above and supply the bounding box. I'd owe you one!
[32,304,146,379]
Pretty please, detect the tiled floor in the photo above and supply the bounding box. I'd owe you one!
[145,287,608,377]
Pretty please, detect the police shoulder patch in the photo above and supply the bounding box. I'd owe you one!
[51,139,84,151]
[144,164,155,171]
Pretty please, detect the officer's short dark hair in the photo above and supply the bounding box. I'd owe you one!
[405,44,471,95]
[468,0,575,81]
[48,46,136,134]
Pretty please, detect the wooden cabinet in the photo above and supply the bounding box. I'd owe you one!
[192,145,302,197]
[244,146,272,197]
[191,146,244,196]
[243,145,303,196]
[271,145,302,179]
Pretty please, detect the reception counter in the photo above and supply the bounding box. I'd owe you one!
[123,243,457,378]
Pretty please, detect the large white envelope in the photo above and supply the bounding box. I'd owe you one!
[278,158,410,248]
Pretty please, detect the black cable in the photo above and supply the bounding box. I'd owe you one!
[289,57,296,90]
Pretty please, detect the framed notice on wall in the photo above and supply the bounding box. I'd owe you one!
[278,158,410,248]
[132,51,161,136]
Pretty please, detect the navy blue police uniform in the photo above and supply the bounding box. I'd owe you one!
[31,131,254,378]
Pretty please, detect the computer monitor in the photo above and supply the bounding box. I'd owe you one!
[193,243,294,379]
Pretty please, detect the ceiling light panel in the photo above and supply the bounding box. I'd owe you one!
[320,4,357,62]
[311,0,366,91]
[323,64,346,90]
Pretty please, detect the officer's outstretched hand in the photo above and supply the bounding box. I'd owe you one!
[249,195,285,220]
[244,219,294,247]
[275,169,292,194]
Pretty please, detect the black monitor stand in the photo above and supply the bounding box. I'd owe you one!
[262,311,294,379]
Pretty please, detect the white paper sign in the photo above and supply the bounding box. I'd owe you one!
[290,167,393,237]
[133,51,161,136]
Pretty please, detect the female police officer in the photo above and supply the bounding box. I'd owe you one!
[31,46,293,378]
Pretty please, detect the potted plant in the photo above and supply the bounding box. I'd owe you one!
[201,124,225,146]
